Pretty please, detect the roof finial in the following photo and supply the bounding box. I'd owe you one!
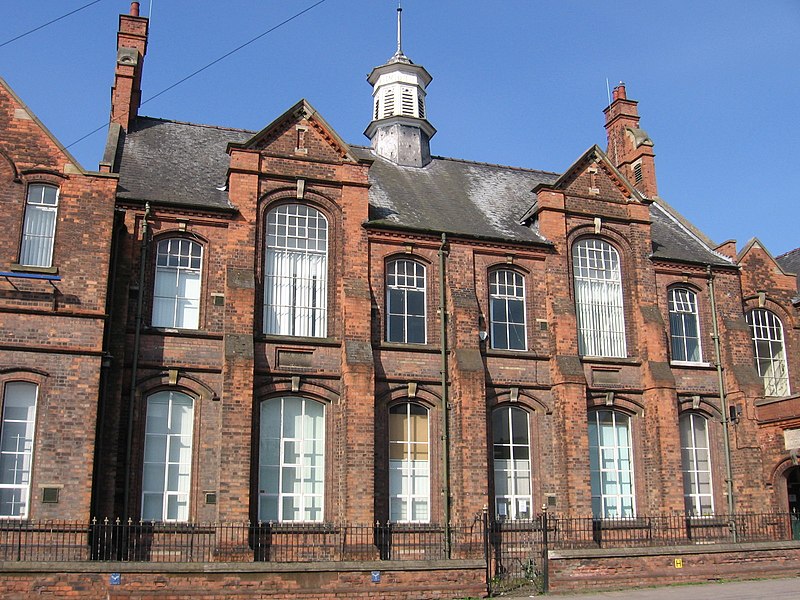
[395,3,403,58]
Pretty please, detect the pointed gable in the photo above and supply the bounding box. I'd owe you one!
[232,99,359,164]
[0,76,86,175]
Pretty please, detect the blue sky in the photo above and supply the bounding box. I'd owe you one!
[2,1,798,256]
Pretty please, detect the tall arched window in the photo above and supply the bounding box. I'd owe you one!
[489,270,527,351]
[264,204,328,337]
[0,382,37,518]
[746,309,790,397]
[142,391,194,522]
[668,288,702,362]
[386,259,426,344]
[19,183,58,268]
[680,413,713,516]
[492,406,532,519]
[152,238,203,329]
[588,410,635,518]
[572,239,626,358]
[389,402,429,522]
[259,397,325,522]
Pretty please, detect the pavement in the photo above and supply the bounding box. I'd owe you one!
[494,576,799,598]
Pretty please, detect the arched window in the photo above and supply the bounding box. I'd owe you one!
[588,410,635,518]
[259,397,325,522]
[746,309,790,397]
[573,239,626,357]
[142,391,194,522]
[0,382,37,518]
[20,183,58,268]
[386,259,426,344]
[680,413,713,516]
[668,288,702,362]
[489,270,527,351]
[492,406,532,519]
[389,402,429,522]
[264,204,328,337]
[152,238,203,329]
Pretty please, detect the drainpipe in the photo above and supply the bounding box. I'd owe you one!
[707,265,737,539]
[438,233,451,557]
[123,202,150,521]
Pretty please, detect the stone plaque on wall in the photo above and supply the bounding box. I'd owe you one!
[784,428,800,450]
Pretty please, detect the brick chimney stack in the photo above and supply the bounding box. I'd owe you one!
[604,82,658,198]
[110,2,148,130]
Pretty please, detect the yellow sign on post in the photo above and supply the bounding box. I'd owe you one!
[674,558,683,569]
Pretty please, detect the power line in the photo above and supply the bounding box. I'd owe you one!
[66,0,330,150]
[0,0,106,49]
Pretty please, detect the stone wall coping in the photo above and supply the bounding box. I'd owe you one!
[0,559,484,575]
[549,540,800,560]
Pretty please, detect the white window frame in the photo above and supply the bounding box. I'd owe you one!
[0,382,37,518]
[489,270,527,351]
[589,410,635,519]
[680,413,714,516]
[152,238,203,329]
[668,287,702,363]
[747,309,790,397]
[264,204,328,337]
[141,391,194,522]
[386,259,427,344]
[573,239,626,358]
[259,396,325,523]
[389,402,430,523]
[492,406,533,520]
[19,183,59,268]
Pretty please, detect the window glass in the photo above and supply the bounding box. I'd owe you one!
[680,413,713,516]
[490,270,527,351]
[153,239,203,329]
[746,309,790,396]
[264,205,328,337]
[492,406,532,519]
[259,397,325,522]
[20,184,58,268]
[142,391,194,522]
[669,288,702,362]
[573,239,626,358]
[0,382,37,518]
[386,259,426,344]
[588,410,635,518]
[389,402,429,522]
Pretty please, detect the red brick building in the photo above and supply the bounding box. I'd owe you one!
[0,2,798,596]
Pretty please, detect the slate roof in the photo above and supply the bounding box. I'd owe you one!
[777,247,800,276]
[114,115,734,266]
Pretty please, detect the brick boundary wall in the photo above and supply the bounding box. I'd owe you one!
[548,541,800,593]
[0,559,486,599]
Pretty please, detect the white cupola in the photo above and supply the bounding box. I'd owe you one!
[364,7,435,167]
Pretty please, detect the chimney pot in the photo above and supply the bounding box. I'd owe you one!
[613,81,627,101]
[130,2,140,17]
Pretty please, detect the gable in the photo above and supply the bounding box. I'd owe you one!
[235,100,358,164]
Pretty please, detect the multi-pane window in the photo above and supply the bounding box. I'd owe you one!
[389,402,429,522]
[489,270,527,351]
[0,382,37,518]
[20,184,58,268]
[264,205,328,337]
[573,239,626,358]
[142,391,194,522]
[589,410,635,518]
[152,239,203,329]
[492,406,532,520]
[746,309,790,397]
[259,397,325,522]
[668,288,702,362]
[386,259,426,344]
[680,413,713,516]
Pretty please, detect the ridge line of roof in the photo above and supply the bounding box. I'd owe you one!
[652,201,733,265]
[350,144,561,176]
[777,247,800,260]
[134,115,257,135]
